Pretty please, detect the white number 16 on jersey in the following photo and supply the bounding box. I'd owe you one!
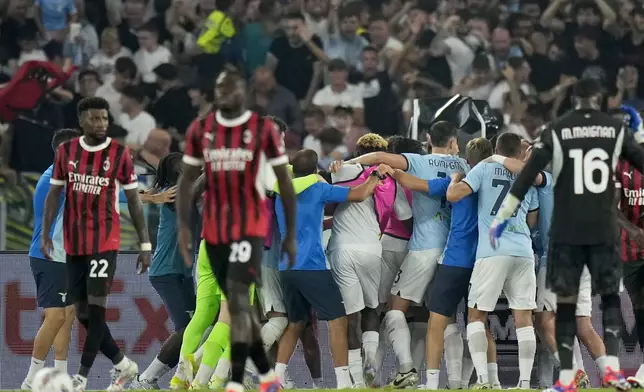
[569,148,610,194]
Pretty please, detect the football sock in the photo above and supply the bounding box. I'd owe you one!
[595,356,608,377]
[444,323,464,389]
[555,303,577,381]
[635,309,644,353]
[573,337,585,371]
[517,326,536,388]
[384,310,413,373]
[230,343,249,383]
[409,322,427,372]
[362,330,379,364]
[636,363,644,380]
[334,366,352,388]
[54,360,67,374]
[25,358,45,383]
[375,321,388,375]
[140,357,171,382]
[426,369,440,390]
[275,362,287,385]
[461,344,474,389]
[79,305,108,377]
[348,349,364,385]
[602,294,623,371]
[213,356,231,381]
[488,363,501,388]
[194,364,214,386]
[537,342,555,387]
[202,322,230,368]
[466,321,488,384]
[261,316,287,352]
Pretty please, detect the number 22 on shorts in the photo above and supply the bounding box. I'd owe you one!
[89,259,109,278]
[229,240,252,263]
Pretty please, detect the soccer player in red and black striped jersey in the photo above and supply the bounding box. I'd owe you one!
[41,97,152,392]
[176,70,297,392]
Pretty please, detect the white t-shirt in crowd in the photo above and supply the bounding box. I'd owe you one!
[488,80,532,110]
[304,13,329,41]
[134,46,172,83]
[119,110,156,147]
[303,134,322,155]
[383,37,403,52]
[503,113,535,143]
[444,36,475,85]
[313,84,364,109]
[96,82,123,122]
[89,47,132,82]
[465,82,495,101]
[18,50,48,66]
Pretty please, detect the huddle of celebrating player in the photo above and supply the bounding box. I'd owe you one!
[19,70,644,392]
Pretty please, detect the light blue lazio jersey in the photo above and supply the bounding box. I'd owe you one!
[149,204,193,277]
[262,216,281,269]
[403,153,469,251]
[536,171,554,263]
[463,162,539,260]
[29,165,66,262]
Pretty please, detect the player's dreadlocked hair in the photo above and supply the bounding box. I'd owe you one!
[356,133,388,156]
[266,115,288,134]
[51,128,80,151]
[154,152,183,191]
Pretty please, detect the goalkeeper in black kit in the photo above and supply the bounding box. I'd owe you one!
[490,79,644,392]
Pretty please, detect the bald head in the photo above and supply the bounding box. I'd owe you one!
[292,149,319,177]
[254,66,276,93]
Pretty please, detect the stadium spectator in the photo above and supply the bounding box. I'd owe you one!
[249,66,304,135]
[89,28,133,82]
[313,58,364,124]
[95,56,138,122]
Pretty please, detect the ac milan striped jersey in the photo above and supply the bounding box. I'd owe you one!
[616,160,644,262]
[50,136,138,255]
[183,110,288,245]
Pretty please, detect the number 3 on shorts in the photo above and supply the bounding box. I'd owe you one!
[90,259,109,278]
[229,241,252,263]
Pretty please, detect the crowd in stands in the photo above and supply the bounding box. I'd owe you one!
[0,0,643,182]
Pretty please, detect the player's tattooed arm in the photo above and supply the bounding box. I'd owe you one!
[345,152,409,171]
[40,184,64,259]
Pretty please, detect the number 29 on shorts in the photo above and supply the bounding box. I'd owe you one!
[229,240,252,263]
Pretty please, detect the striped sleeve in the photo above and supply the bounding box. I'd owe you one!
[184,117,206,166]
[118,146,139,190]
[263,118,288,166]
[50,143,67,186]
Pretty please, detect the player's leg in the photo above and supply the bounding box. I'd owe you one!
[424,264,471,390]
[193,298,231,388]
[328,249,365,387]
[150,274,194,331]
[623,259,644,386]
[547,243,585,388]
[258,265,288,352]
[466,256,508,387]
[574,266,603,386]
[504,256,538,389]
[300,317,323,388]
[23,258,73,389]
[385,249,441,386]
[407,308,428,375]
[52,304,76,374]
[355,251,382,386]
[486,328,501,388]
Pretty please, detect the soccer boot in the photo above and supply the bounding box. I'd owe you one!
[259,372,281,392]
[20,380,31,390]
[575,369,591,389]
[389,368,419,389]
[243,369,259,390]
[363,358,377,387]
[543,380,578,392]
[281,370,295,389]
[471,382,492,389]
[604,367,632,391]
[128,375,160,390]
[189,381,208,390]
[72,374,88,392]
[107,357,139,391]
[628,376,644,388]
[171,356,195,390]
[209,374,227,390]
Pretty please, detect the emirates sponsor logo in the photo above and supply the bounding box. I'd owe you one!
[68,173,110,195]
[624,188,644,206]
[203,148,254,171]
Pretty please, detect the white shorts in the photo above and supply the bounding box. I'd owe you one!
[391,248,442,304]
[468,256,536,312]
[536,262,592,317]
[258,265,286,315]
[328,249,381,314]
[380,249,407,303]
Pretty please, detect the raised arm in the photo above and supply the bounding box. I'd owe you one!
[347,173,382,201]
[346,151,409,170]
[41,184,64,259]
[392,169,429,193]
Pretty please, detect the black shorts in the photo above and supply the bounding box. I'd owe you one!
[547,243,621,297]
[204,237,264,296]
[150,274,196,330]
[426,264,472,317]
[623,260,644,307]
[280,270,345,323]
[66,251,118,303]
[30,257,70,308]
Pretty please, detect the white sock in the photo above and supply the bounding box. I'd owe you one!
[375,321,388,376]
[537,342,555,388]
[25,358,45,383]
[516,326,536,388]
[261,317,288,352]
[194,345,205,363]
[194,364,214,386]
[141,358,171,381]
[461,344,475,389]
[425,369,440,389]
[114,356,130,371]
[636,363,644,380]
[559,369,575,385]
[444,323,464,389]
[362,330,379,364]
[214,358,231,380]
[605,355,620,371]
[245,358,258,375]
[573,337,585,371]
[312,377,323,388]
[385,310,413,373]
[335,366,352,389]
[409,322,427,372]
[466,321,488,384]
[595,355,608,376]
[275,362,287,385]
[488,363,501,388]
[348,349,364,385]
[54,360,67,374]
